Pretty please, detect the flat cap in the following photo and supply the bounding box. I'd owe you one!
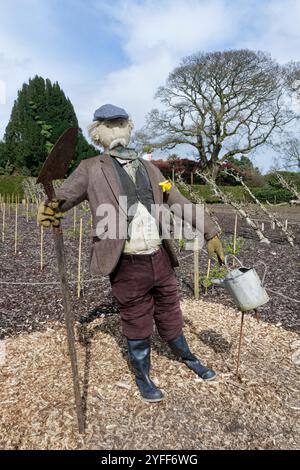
[93,104,129,122]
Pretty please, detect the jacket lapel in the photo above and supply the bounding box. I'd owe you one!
[98,154,122,206]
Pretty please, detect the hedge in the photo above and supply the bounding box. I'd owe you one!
[0,176,294,204]
[179,185,251,203]
[0,176,26,198]
[251,187,292,203]
[179,185,292,204]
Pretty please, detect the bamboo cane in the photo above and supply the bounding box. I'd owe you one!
[40,225,44,271]
[2,202,5,242]
[74,207,77,233]
[205,258,211,295]
[236,312,245,377]
[77,218,83,298]
[14,203,18,255]
[233,213,238,255]
[26,199,29,222]
[194,237,200,300]
[178,219,183,248]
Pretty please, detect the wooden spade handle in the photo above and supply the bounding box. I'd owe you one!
[43,181,84,434]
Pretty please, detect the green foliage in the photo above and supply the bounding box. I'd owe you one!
[167,153,179,161]
[225,237,244,255]
[264,171,300,189]
[178,183,295,204]
[251,187,292,203]
[202,237,244,291]
[0,176,26,197]
[0,160,14,175]
[143,144,153,153]
[178,239,186,251]
[1,76,96,176]
[201,264,228,289]
[179,184,251,203]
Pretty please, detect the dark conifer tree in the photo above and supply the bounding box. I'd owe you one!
[1,76,97,175]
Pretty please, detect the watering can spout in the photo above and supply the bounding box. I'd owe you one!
[211,278,225,287]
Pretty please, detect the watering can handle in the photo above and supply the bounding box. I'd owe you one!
[224,254,244,270]
[254,260,268,286]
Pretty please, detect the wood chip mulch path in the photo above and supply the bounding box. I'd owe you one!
[1,299,299,450]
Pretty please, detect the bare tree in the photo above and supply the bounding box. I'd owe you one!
[283,60,300,97]
[138,50,298,180]
[275,136,300,170]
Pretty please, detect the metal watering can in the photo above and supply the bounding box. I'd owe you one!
[212,255,269,312]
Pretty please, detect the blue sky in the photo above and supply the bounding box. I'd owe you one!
[1,0,300,172]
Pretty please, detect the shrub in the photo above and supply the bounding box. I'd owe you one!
[251,187,291,203]
[178,184,251,203]
[265,171,300,189]
[0,176,26,198]
[178,184,292,204]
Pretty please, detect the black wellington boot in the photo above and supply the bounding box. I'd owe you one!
[127,338,165,402]
[168,333,216,381]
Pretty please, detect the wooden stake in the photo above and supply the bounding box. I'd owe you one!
[2,203,5,242]
[14,203,18,255]
[77,218,83,298]
[40,225,44,271]
[285,219,288,230]
[194,237,200,300]
[73,207,77,233]
[236,312,245,377]
[233,213,238,254]
[26,199,29,222]
[205,258,211,295]
[179,219,183,242]
[261,222,264,232]
[36,202,39,226]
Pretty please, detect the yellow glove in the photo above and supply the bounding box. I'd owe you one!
[207,235,225,264]
[37,200,64,228]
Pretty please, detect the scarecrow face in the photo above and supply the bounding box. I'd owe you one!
[88,118,133,150]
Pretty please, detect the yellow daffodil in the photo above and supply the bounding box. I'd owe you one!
[159,180,172,192]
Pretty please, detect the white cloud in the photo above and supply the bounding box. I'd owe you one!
[239,0,300,64]
[88,0,240,130]
[89,0,300,171]
[1,0,300,172]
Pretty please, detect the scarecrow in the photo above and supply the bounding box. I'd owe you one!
[38,104,225,402]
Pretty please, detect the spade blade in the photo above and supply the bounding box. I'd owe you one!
[37,127,78,186]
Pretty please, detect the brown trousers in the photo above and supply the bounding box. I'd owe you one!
[109,246,184,341]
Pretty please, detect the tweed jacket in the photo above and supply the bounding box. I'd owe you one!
[56,154,218,275]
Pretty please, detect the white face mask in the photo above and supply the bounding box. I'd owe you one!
[88,118,133,150]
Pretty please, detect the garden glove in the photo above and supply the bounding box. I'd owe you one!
[207,235,225,264]
[37,199,64,228]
